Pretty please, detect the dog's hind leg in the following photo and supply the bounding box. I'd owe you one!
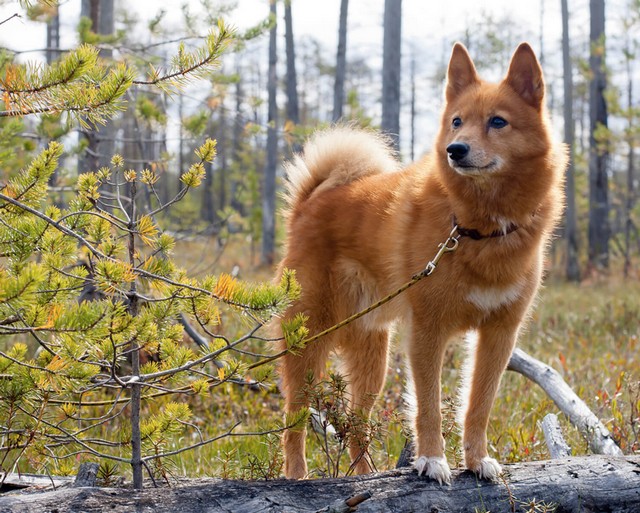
[461,317,520,481]
[280,315,333,479]
[340,327,390,475]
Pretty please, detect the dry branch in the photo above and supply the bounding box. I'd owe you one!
[507,348,623,456]
[1,455,639,513]
[541,413,572,459]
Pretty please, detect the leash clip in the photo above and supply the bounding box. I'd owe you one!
[419,225,460,277]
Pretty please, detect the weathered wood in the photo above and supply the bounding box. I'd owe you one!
[394,440,414,469]
[542,413,572,459]
[507,348,623,456]
[314,491,372,513]
[0,473,73,492]
[74,463,100,488]
[2,455,638,513]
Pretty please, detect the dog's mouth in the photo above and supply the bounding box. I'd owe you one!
[449,159,501,175]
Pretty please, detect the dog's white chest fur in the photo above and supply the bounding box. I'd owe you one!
[466,282,523,312]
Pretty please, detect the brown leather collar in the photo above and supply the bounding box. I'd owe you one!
[452,215,519,240]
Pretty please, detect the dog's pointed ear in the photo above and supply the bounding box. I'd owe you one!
[505,43,545,109]
[446,43,479,102]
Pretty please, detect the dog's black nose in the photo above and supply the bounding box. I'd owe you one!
[446,142,470,161]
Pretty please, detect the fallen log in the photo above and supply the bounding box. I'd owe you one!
[2,455,638,513]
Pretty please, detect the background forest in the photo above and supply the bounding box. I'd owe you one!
[0,0,638,489]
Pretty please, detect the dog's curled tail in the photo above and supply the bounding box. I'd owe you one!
[284,126,400,207]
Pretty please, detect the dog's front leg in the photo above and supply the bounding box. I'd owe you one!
[408,328,451,485]
[461,320,520,480]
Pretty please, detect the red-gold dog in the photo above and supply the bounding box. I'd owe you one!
[276,43,566,483]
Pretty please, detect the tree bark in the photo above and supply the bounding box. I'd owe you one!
[381,0,402,152]
[78,0,116,183]
[409,50,416,162]
[218,96,228,219]
[3,456,639,513]
[45,6,60,65]
[261,0,278,266]
[202,95,227,230]
[230,61,245,216]
[284,0,300,127]
[332,0,349,123]
[587,0,610,270]
[46,5,62,196]
[177,95,185,197]
[623,27,636,277]
[561,0,581,282]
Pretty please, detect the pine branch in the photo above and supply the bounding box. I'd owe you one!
[4,66,134,128]
[0,45,98,95]
[2,189,290,312]
[132,21,233,94]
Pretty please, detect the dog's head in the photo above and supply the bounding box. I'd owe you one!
[437,42,551,178]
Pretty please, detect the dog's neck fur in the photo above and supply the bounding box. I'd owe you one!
[435,154,555,238]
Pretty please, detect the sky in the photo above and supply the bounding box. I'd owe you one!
[0,0,627,158]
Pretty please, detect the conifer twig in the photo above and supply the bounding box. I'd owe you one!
[0,13,20,27]
[0,190,289,312]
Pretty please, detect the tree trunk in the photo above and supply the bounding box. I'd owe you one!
[561,0,581,282]
[261,0,278,266]
[178,95,185,198]
[381,0,402,153]
[218,96,228,220]
[623,32,636,277]
[409,50,416,162]
[332,0,349,123]
[202,94,227,231]
[78,0,116,178]
[46,5,62,197]
[45,6,60,65]
[230,64,245,216]
[587,0,610,270]
[201,159,217,227]
[284,0,300,127]
[3,456,639,513]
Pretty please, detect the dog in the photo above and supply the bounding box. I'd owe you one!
[275,42,566,484]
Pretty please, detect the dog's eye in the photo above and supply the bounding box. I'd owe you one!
[452,117,462,129]
[489,116,508,129]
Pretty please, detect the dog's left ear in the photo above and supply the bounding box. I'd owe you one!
[505,43,545,109]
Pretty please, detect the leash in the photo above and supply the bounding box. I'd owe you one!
[300,225,461,346]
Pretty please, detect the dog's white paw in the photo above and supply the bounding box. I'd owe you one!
[469,456,502,481]
[413,456,451,485]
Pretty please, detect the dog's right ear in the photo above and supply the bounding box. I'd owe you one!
[446,43,479,102]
